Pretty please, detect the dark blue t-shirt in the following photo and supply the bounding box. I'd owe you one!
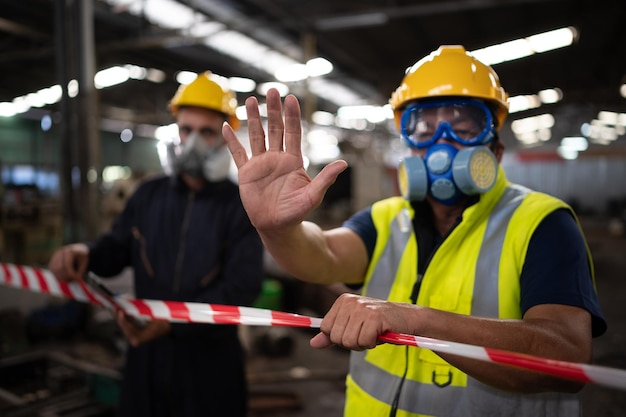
[343,204,607,337]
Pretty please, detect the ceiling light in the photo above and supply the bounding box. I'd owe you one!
[560,136,588,151]
[472,27,576,66]
[312,111,335,126]
[308,78,363,107]
[229,77,256,93]
[275,64,308,82]
[235,106,247,121]
[511,114,555,134]
[146,68,166,83]
[528,27,577,53]
[176,71,197,85]
[189,21,225,37]
[538,88,563,104]
[0,102,17,117]
[557,147,578,160]
[306,57,333,77]
[508,95,541,113]
[95,66,130,89]
[257,82,289,97]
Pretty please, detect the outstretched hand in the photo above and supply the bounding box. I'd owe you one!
[222,88,348,233]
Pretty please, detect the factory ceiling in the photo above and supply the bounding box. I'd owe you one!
[1,0,626,155]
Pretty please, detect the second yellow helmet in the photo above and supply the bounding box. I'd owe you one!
[169,72,240,130]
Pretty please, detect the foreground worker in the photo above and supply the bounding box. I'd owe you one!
[49,72,264,417]
[223,46,606,416]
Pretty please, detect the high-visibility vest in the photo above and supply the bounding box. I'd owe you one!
[344,166,592,417]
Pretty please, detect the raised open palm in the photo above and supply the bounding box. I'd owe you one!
[222,88,347,232]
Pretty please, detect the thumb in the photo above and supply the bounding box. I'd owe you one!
[310,332,334,349]
[309,160,348,198]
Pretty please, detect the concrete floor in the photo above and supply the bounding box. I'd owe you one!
[246,217,626,417]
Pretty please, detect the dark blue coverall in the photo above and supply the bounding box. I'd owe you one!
[88,174,264,417]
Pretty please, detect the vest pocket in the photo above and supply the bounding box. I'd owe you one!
[417,348,467,388]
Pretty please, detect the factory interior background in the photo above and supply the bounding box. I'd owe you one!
[1,0,626,415]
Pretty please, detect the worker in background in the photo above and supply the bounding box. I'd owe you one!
[222,46,606,416]
[49,72,264,417]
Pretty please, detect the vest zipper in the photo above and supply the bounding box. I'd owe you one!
[172,191,195,294]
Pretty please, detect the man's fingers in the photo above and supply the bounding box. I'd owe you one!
[283,94,302,156]
[266,88,285,151]
[310,332,333,349]
[246,96,267,155]
[222,122,249,169]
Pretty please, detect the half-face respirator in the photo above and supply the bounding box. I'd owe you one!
[397,100,498,205]
[167,132,231,182]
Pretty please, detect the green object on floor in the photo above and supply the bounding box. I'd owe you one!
[253,279,283,311]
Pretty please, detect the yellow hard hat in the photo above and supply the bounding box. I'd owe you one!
[390,45,509,131]
[169,71,240,130]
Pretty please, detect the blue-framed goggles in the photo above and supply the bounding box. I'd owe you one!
[400,99,496,149]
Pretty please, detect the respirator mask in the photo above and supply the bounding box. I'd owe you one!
[397,100,498,205]
[166,131,231,182]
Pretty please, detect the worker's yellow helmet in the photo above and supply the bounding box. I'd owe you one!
[390,45,509,131]
[169,71,240,130]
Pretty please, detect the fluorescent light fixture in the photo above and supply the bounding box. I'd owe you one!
[557,147,578,160]
[528,27,577,53]
[511,114,555,134]
[138,0,197,30]
[560,136,588,151]
[235,105,247,121]
[583,111,626,144]
[176,71,198,85]
[312,111,335,126]
[275,64,308,82]
[472,27,576,65]
[508,94,541,113]
[337,105,389,124]
[511,113,555,145]
[120,128,133,143]
[68,80,79,97]
[306,57,333,77]
[155,123,179,142]
[229,77,256,93]
[146,68,166,83]
[308,78,363,107]
[275,57,334,82]
[0,102,17,117]
[189,21,225,37]
[257,82,289,97]
[306,129,340,164]
[126,65,147,80]
[538,88,562,104]
[205,31,269,67]
[95,66,130,89]
[598,111,619,125]
[508,88,563,113]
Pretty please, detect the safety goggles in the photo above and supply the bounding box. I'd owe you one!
[400,99,495,149]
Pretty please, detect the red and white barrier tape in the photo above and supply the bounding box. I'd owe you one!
[2,262,625,391]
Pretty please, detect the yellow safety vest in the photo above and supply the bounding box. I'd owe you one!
[344,166,592,417]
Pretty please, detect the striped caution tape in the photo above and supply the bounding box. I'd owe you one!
[2,262,626,391]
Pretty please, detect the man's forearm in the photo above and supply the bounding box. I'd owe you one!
[259,221,367,285]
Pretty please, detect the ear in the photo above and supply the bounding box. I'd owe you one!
[491,140,505,163]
